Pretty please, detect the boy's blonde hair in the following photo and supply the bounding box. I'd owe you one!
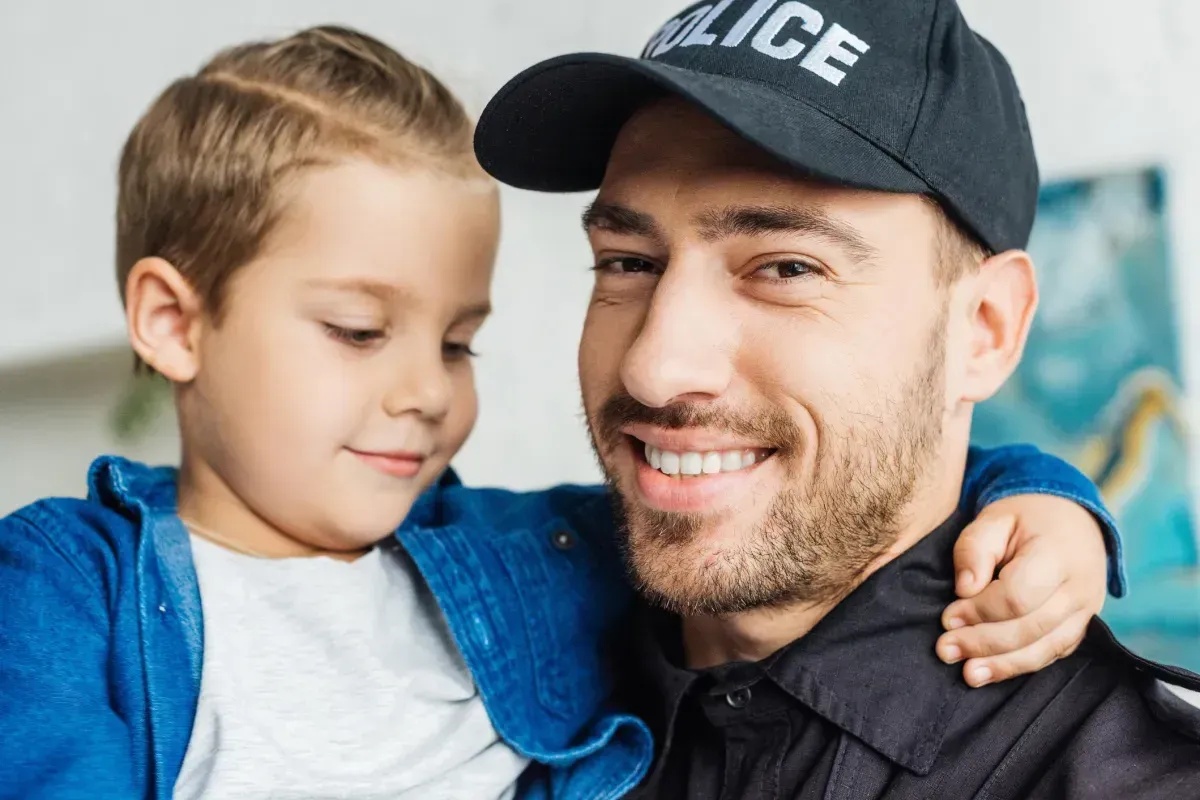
[116,25,478,368]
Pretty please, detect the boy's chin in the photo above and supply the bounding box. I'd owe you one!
[313,499,417,549]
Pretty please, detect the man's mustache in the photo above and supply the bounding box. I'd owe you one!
[594,392,803,454]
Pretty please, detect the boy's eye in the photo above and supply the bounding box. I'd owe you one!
[324,323,385,347]
[443,342,479,360]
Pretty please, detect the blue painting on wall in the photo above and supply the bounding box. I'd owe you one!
[971,167,1200,670]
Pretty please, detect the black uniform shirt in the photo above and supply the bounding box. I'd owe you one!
[619,511,1200,800]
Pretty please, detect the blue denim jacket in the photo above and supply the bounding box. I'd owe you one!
[0,445,1121,800]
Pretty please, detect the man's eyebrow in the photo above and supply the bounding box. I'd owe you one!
[582,201,665,243]
[694,204,880,266]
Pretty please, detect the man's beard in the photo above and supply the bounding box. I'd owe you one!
[588,320,948,618]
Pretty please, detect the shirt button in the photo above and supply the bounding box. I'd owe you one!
[725,687,752,709]
[551,530,576,551]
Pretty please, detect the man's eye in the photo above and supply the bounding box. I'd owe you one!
[324,324,385,347]
[756,261,819,281]
[594,256,660,275]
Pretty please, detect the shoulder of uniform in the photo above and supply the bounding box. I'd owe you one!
[1085,618,1200,742]
[1086,618,1200,693]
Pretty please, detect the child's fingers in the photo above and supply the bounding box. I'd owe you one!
[956,611,1092,687]
[943,550,1065,630]
[952,512,1016,599]
[936,590,1074,664]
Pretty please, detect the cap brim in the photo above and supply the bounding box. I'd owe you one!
[475,52,930,196]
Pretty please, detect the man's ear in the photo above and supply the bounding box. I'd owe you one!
[958,249,1038,404]
[124,257,204,382]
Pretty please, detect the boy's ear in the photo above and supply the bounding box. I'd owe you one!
[125,257,204,382]
[958,249,1038,404]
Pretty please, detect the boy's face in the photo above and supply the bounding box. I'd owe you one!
[179,159,498,553]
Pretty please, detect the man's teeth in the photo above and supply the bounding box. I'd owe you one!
[644,443,762,476]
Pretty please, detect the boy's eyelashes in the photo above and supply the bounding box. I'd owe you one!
[322,322,479,359]
[443,342,479,360]
[324,322,386,348]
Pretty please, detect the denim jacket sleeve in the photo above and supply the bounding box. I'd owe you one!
[0,512,139,800]
[962,444,1126,598]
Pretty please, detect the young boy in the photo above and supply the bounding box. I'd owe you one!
[0,26,1123,800]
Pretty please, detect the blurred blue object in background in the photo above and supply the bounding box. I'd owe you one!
[973,167,1200,670]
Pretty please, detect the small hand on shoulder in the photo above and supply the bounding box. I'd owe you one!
[939,495,1108,687]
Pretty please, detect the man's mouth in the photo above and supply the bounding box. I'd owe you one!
[620,428,779,513]
[632,436,776,478]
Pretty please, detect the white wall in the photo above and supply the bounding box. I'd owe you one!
[2,0,1199,515]
[0,348,179,510]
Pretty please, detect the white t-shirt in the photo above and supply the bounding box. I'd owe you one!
[174,535,528,799]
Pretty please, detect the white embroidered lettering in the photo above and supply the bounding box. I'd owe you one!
[721,0,779,47]
[682,0,736,48]
[652,6,712,57]
[750,1,824,61]
[642,18,682,58]
[800,23,870,85]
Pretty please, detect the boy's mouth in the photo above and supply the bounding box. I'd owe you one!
[347,448,426,479]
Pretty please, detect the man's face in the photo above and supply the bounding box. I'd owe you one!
[579,99,957,616]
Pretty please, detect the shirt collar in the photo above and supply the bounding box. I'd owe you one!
[633,508,971,776]
[87,455,179,515]
[764,509,970,774]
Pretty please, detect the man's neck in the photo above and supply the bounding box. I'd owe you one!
[680,475,963,670]
[682,599,836,669]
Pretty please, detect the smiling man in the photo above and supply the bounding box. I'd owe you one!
[580,149,963,622]
[474,0,1200,797]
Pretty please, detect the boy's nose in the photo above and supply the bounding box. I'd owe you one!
[382,346,452,421]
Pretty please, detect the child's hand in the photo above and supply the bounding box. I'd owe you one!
[936,495,1108,687]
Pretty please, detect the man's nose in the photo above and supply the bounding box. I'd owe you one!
[620,266,736,408]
